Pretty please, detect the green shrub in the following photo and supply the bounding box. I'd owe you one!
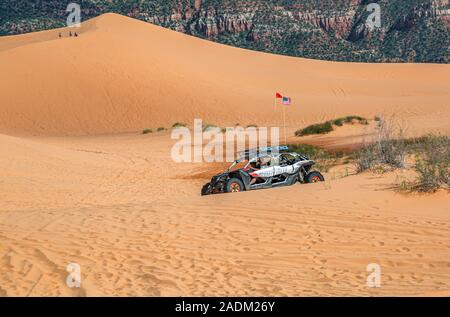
[295,121,333,136]
[172,122,186,128]
[355,144,378,173]
[343,115,365,123]
[296,116,368,137]
[157,127,166,132]
[288,143,343,172]
[354,117,406,172]
[413,135,450,192]
[142,128,152,134]
[202,123,219,132]
[289,143,327,158]
[332,118,344,126]
[334,115,369,125]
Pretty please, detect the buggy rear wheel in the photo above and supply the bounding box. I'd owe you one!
[226,178,244,193]
[306,171,325,183]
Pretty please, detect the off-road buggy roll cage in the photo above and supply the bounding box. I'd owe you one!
[201,145,324,196]
[224,145,290,173]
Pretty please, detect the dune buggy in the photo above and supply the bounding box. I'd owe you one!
[201,146,324,195]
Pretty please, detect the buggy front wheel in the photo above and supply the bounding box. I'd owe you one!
[226,178,244,193]
[306,171,325,183]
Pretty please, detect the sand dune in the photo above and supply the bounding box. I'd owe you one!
[0,13,449,136]
[0,13,449,296]
[1,133,449,296]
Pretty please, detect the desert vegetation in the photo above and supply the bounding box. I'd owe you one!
[332,115,368,127]
[354,117,449,192]
[295,115,368,137]
[290,116,449,192]
[409,135,449,192]
[288,143,344,172]
[172,122,186,129]
[295,121,334,137]
[202,123,219,132]
[355,117,406,172]
[2,1,448,63]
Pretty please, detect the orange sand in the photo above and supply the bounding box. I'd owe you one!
[0,13,449,296]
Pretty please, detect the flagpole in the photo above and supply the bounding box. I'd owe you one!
[274,97,277,115]
[282,103,287,145]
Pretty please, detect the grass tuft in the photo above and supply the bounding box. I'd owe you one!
[355,117,406,172]
[202,123,219,132]
[412,135,450,192]
[288,143,344,172]
[172,122,186,129]
[295,121,333,137]
[296,115,368,137]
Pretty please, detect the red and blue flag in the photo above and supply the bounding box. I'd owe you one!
[282,96,291,105]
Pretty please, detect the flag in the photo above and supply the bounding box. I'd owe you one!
[275,92,283,99]
[282,96,291,105]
